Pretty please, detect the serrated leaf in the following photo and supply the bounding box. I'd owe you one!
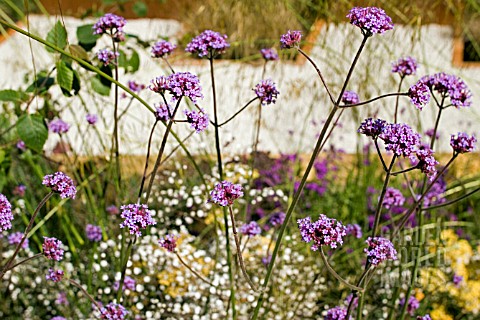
[133,1,148,17]
[0,90,29,103]
[77,24,100,45]
[91,77,111,96]
[46,21,68,53]
[16,114,48,153]
[56,61,74,92]
[128,50,140,73]
[67,44,89,61]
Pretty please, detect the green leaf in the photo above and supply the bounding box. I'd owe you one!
[16,114,48,153]
[133,1,148,17]
[46,21,68,53]
[67,44,90,61]
[128,49,140,73]
[0,90,29,103]
[56,61,74,92]
[91,77,111,96]
[76,24,100,45]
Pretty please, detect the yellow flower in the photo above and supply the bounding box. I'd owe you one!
[420,268,448,293]
[457,280,480,314]
[431,305,453,320]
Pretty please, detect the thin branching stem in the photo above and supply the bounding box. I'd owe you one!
[319,247,364,291]
[69,278,102,310]
[422,186,480,211]
[137,119,159,202]
[372,155,397,238]
[175,252,221,288]
[218,97,258,127]
[374,139,388,172]
[340,92,408,109]
[394,77,405,123]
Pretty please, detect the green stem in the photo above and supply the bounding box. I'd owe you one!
[116,238,134,302]
[137,119,159,202]
[340,92,408,109]
[175,252,220,288]
[319,247,363,291]
[394,77,405,123]
[372,155,397,238]
[218,97,258,127]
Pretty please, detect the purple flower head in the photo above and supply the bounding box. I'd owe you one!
[186,30,230,58]
[209,181,244,207]
[106,205,119,215]
[280,30,302,49]
[346,224,363,239]
[425,129,440,139]
[345,294,359,308]
[42,237,64,261]
[97,49,119,66]
[56,292,69,305]
[158,234,177,253]
[100,302,129,320]
[260,48,279,61]
[151,39,177,58]
[269,212,286,227]
[325,306,350,320]
[413,144,438,178]
[154,103,172,122]
[417,316,432,320]
[297,215,347,250]
[16,140,26,151]
[119,203,156,237]
[240,221,262,237]
[392,57,418,77]
[86,114,98,125]
[0,194,13,232]
[149,75,169,94]
[184,108,209,133]
[262,255,272,266]
[51,317,67,320]
[8,232,28,249]
[127,80,145,93]
[358,118,387,138]
[421,73,472,108]
[342,90,360,105]
[113,276,136,291]
[86,224,102,242]
[42,172,77,199]
[46,268,64,282]
[453,273,463,287]
[399,296,420,316]
[408,81,431,110]
[48,119,70,134]
[93,13,126,36]
[450,132,476,154]
[253,79,280,105]
[167,72,204,103]
[364,237,397,266]
[382,187,405,209]
[347,7,393,35]
[379,123,420,157]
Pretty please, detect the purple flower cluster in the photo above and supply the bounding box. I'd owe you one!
[119,203,156,237]
[341,90,360,105]
[364,237,397,266]
[46,268,64,282]
[260,48,279,61]
[420,73,472,108]
[158,234,177,253]
[413,144,439,178]
[151,39,177,58]
[106,205,119,215]
[453,273,463,287]
[399,296,420,316]
[184,109,209,133]
[240,221,262,237]
[86,114,98,125]
[92,13,126,40]
[97,49,119,66]
[423,178,446,207]
[48,119,70,134]
[357,118,387,138]
[325,306,349,320]
[42,172,77,199]
[262,255,272,266]
[86,224,102,242]
[392,56,418,77]
[42,237,64,261]
[0,194,13,232]
[128,80,145,93]
[113,276,136,291]
[16,140,26,151]
[269,212,286,227]
[154,103,172,122]
[417,316,432,320]
[346,7,394,35]
[280,30,302,49]
[56,292,69,305]
[149,75,169,94]
[51,317,66,320]
[253,79,280,105]
[167,72,204,103]
[297,215,347,250]
[379,122,420,157]
[8,232,28,249]
[408,81,430,110]
[382,187,405,209]
[100,302,128,320]
[209,181,244,206]
[450,132,476,154]
[346,223,363,238]
[186,30,230,58]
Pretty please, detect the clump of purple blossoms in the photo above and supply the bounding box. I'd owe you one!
[51,317,67,320]
[262,255,272,266]
[297,215,347,250]
[408,81,431,110]
[56,292,69,305]
[16,140,26,151]
[240,221,262,237]
[417,316,431,320]
[399,296,420,316]
[347,7,393,35]
[453,273,463,287]
[260,48,279,61]
[269,212,286,227]
[86,224,102,242]
[106,205,119,215]
[358,118,387,138]
[325,306,350,320]
[92,13,126,39]
[8,232,28,249]
[42,237,64,261]
[413,144,438,178]
[149,75,169,94]
[86,114,98,125]
[186,30,230,58]
[167,72,204,103]
[48,119,70,134]
[154,103,172,122]
[119,204,156,237]
[346,224,362,238]
[158,234,177,253]
[364,237,397,266]
[128,80,145,93]
[100,302,128,320]
[97,49,119,66]
[46,268,64,282]
[450,132,476,154]
[253,79,280,105]
[209,181,244,207]
[113,276,136,291]
[425,128,440,139]
[280,30,302,49]
[382,187,405,209]
[42,172,77,199]
[342,90,360,105]
[392,56,418,77]
[0,194,13,232]
[184,109,209,133]
[379,123,420,158]
[423,178,446,207]
[421,73,472,108]
[151,39,177,58]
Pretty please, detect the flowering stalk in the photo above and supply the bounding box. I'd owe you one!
[394,77,405,123]
[69,278,102,310]
[339,92,408,108]
[218,97,258,127]
[111,37,122,189]
[137,119,159,202]
[319,247,363,291]
[116,237,134,302]
[175,252,220,288]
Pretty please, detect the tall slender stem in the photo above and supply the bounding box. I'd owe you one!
[319,247,363,291]
[340,92,408,109]
[111,38,122,188]
[69,279,102,310]
[372,155,396,238]
[394,77,405,123]
[6,252,42,271]
[137,120,159,202]
[116,238,134,302]
[175,252,220,288]
[218,97,258,127]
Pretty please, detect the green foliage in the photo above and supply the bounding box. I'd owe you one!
[45,21,68,53]
[16,114,48,153]
[132,1,148,17]
[0,89,29,103]
[56,60,74,92]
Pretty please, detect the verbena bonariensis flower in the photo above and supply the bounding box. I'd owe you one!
[93,13,126,36]
[453,273,463,286]
[379,123,420,158]
[56,292,69,305]
[413,144,438,178]
[167,72,204,103]
[240,221,262,237]
[423,178,446,207]
[0,194,13,232]
[450,132,476,154]
[260,48,279,61]
[420,73,472,108]
[185,30,230,58]
[184,109,209,133]
[297,215,347,250]
[43,237,64,261]
[16,140,26,151]
[86,114,98,125]
[86,224,102,242]
[158,234,177,253]
[209,181,244,206]
[97,49,119,66]
[417,316,431,320]
[151,39,177,58]
[381,187,405,209]
[100,302,128,320]
[46,268,64,282]
[425,128,440,139]
[280,30,302,49]
[113,276,136,291]
[51,317,66,320]
[341,90,360,105]
[253,79,280,105]
[42,172,77,199]
[128,80,145,93]
[347,7,393,35]
[154,103,172,122]
[364,237,397,266]
[48,119,70,134]
[106,205,119,215]
[269,212,286,227]
[149,75,169,94]
[346,223,362,238]
[8,232,28,249]
[119,203,156,237]
[357,118,387,138]
[408,81,430,110]
[399,296,420,316]
[325,306,350,320]
[392,56,418,77]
